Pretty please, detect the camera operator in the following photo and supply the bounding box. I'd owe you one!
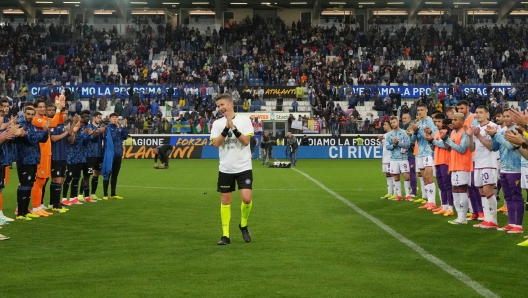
[286,132,298,166]
[301,135,309,146]
[260,131,275,165]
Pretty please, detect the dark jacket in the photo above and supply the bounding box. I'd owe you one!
[16,120,48,165]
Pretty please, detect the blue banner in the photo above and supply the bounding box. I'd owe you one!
[201,144,260,159]
[200,145,382,159]
[28,84,513,99]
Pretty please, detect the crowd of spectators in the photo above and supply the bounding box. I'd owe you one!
[1,13,527,135]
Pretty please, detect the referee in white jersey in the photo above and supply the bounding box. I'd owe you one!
[211,94,254,245]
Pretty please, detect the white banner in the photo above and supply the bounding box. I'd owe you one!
[291,120,303,130]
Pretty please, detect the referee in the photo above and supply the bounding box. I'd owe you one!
[211,94,254,245]
[153,144,172,168]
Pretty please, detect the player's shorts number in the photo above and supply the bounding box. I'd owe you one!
[483,173,489,180]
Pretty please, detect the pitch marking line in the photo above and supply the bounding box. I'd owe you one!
[119,185,378,191]
[291,167,500,298]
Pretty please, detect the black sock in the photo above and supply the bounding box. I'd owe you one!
[17,188,25,216]
[91,176,99,194]
[103,179,109,197]
[71,178,80,198]
[81,177,89,197]
[62,182,70,201]
[18,188,31,216]
[50,183,61,208]
[110,174,118,196]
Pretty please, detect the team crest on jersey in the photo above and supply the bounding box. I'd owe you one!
[41,170,45,175]
[38,119,43,123]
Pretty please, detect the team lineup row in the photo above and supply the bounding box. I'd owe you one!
[0,98,128,240]
[380,101,528,247]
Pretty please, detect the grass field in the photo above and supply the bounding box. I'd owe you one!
[0,159,526,297]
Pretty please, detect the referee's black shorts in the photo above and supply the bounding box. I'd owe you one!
[217,170,253,193]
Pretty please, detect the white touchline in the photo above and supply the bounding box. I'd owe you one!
[118,185,379,191]
[292,168,500,298]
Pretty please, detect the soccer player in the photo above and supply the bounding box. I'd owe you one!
[153,144,173,168]
[49,108,70,212]
[0,117,18,224]
[429,114,454,216]
[78,110,100,203]
[494,111,507,213]
[31,99,65,216]
[101,113,128,200]
[466,106,499,229]
[211,94,254,245]
[379,120,393,199]
[456,100,483,221]
[440,112,472,225]
[15,106,51,220]
[401,113,417,197]
[88,112,105,200]
[487,109,524,233]
[0,99,17,222]
[386,117,412,201]
[408,104,438,210]
[63,116,88,205]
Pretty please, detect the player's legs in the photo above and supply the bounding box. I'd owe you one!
[17,165,37,220]
[0,175,7,222]
[389,161,400,198]
[467,169,483,220]
[31,178,46,211]
[498,173,515,230]
[236,171,253,242]
[382,163,393,198]
[4,165,10,185]
[63,165,73,203]
[506,173,524,232]
[32,157,51,214]
[110,157,123,198]
[217,171,236,245]
[440,164,454,216]
[91,158,102,199]
[0,166,11,222]
[408,157,417,196]
[50,161,67,211]
[420,165,436,209]
[478,169,498,228]
[449,171,470,224]
[433,165,447,214]
[78,163,90,201]
[415,157,426,202]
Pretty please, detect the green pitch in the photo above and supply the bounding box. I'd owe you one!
[0,159,525,297]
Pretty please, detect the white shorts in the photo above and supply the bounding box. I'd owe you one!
[474,168,496,187]
[522,167,528,189]
[390,160,410,175]
[382,163,390,173]
[416,156,434,170]
[451,171,471,187]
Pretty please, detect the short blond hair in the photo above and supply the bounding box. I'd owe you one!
[453,112,465,120]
